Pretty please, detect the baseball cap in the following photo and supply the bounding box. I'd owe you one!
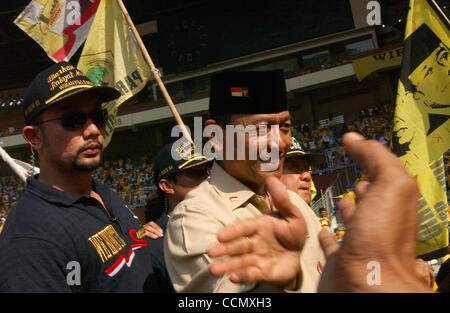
[23,62,121,125]
[154,139,213,182]
[286,137,325,167]
[208,70,289,116]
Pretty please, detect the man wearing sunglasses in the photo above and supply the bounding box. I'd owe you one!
[0,62,154,292]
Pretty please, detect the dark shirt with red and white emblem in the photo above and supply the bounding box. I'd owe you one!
[0,176,153,292]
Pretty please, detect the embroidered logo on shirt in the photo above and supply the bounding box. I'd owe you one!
[136,227,146,239]
[88,225,126,263]
[229,196,239,201]
[104,229,148,277]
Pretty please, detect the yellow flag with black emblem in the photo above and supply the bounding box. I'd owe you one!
[77,0,151,147]
[390,0,449,259]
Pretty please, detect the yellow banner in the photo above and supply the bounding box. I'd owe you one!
[391,0,449,259]
[352,46,404,81]
[77,0,151,147]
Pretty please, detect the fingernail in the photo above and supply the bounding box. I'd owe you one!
[345,132,365,140]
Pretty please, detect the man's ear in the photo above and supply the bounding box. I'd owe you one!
[22,125,43,150]
[158,179,175,195]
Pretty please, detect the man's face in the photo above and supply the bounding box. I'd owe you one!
[171,165,210,202]
[391,116,414,157]
[410,43,450,109]
[220,111,292,191]
[320,210,327,218]
[37,93,105,173]
[280,156,312,204]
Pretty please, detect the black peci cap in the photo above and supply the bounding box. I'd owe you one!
[208,70,289,116]
[23,62,121,125]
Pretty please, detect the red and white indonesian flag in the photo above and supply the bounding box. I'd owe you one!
[14,0,101,62]
[230,87,248,97]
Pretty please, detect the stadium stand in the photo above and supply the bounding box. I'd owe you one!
[0,0,448,224]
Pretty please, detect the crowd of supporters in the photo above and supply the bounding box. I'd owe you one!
[293,104,393,152]
[0,175,25,221]
[0,153,159,222]
[91,152,158,208]
[291,104,394,170]
[0,126,17,138]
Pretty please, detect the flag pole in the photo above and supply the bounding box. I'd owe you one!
[0,146,27,183]
[115,0,193,143]
[430,0,450,24]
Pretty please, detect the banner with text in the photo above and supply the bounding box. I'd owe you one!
[77,0,151,148]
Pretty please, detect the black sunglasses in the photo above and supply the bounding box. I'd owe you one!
[36,109,108,129]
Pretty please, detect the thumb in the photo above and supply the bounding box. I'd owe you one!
[319,229,339,257]
[265,176,306,250]
[266,176,304,221]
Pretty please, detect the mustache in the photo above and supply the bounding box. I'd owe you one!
[77,139,103,154]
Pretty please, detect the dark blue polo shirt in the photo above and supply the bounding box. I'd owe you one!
[143,213,175,293]
[0,176,153,292]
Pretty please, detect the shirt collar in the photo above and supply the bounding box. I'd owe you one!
[209,162,259,211]
[26,175,107,207]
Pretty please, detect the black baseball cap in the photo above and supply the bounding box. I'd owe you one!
[208,70,289,116]
[154,139,213,182]
[23,62,121,125]
[286,137,324,167]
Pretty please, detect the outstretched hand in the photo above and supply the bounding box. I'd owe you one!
[318,132,432,292]
[207,176,306,290]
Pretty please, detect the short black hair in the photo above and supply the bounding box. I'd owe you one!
[318,208,326,213]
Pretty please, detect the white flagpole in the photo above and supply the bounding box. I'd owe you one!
[0,146,39,183]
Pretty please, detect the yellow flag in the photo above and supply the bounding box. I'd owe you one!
[77,0,151,147]
[415,157,449,257]
[391,0,449,259]
[310,176,317,204]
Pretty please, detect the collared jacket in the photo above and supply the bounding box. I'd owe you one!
[0,176,153,292]
[164,162,325,293]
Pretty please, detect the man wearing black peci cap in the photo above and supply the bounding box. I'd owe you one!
[0,62,153,292]
[165,70,325,293]
[143,139,212,292]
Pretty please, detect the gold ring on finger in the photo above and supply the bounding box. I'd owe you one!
[246,236,253,249]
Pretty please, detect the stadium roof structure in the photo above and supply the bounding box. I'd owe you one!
[1,0,447,92]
